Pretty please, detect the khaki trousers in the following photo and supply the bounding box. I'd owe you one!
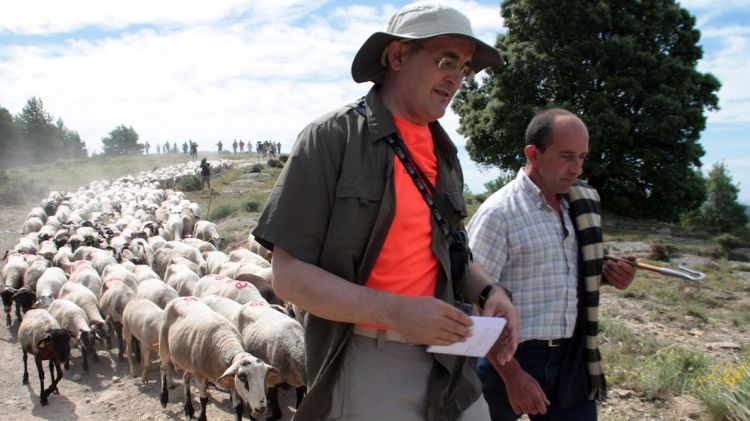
[325,332,490,421]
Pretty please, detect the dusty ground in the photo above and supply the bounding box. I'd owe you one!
[1,158,748,420]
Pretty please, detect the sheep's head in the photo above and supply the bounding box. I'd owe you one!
[38,328,75,362]
[11,288,36,315]
[218,354,279,419]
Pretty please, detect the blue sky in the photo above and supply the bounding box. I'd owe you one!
[0,0,748,203]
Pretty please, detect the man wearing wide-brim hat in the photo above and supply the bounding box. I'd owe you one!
[253,2,519,420]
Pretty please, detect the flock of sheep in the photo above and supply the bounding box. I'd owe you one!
[0,159,306,421]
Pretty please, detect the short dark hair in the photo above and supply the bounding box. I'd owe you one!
[525,108,578,151]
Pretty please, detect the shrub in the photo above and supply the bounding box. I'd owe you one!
[640,347,709,399]
[696,359,750,421]
[249,163,264,173]
[208,203,235,220]
[650,241,676,261]
[267,158,283,168]
[279,154,289,163]
[244,198,262,213]
[714,233,743,251]
[176,175,201,192]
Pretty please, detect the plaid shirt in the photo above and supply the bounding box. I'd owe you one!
[467,170,579,342]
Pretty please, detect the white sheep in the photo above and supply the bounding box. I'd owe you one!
[228,248,271,268]
[193,220,222,249]
[18,308,75,406]
[1,251,29,326]
[159,297,280,420]
[23,259,52,293]
[68,260,104,298]
[193,275,267,305]
[58,281,109,357]
[47,298,96,372]
[133,264,160,283]
[182,237,217,254]
[205,251,229,275]
[247,233,272,262]
[237,303,307,421]
[201,294,243,326]
[99,281,136,360]
[35,267,67,308]
[136,279,178,309]
[22,216,44,236]
[164,263,200,296]
[121,298,163,382]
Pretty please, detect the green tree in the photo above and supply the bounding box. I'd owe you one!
[101,125,143,155]
[0,105,20,166]
[55,118,88,158]
[15,97,58,162]
[681,162,748,235]
[453,0,720,222]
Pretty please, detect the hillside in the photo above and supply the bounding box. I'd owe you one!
[0,154,748,420]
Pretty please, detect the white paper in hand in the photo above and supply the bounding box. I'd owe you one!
[426,316,507,357]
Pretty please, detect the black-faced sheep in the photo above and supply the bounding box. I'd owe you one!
[18,309,75,406]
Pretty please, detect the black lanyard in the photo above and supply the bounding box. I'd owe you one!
[383,133,453,239]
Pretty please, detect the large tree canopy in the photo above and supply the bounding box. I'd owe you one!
[453,0,720,221]
[101,124,143,155]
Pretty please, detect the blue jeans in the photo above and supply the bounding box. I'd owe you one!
[477,341,597,421]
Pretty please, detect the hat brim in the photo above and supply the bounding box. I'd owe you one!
[351,31,503,84]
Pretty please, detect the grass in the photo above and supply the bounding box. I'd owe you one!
[695,357,750,420]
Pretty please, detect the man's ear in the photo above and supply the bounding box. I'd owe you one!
[383,40,408,71]
[524,145,538,165]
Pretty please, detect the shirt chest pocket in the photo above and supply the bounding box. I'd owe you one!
[445,191,467,219]
[327,176,384,248]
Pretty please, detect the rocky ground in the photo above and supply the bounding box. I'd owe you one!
[0,157,747,420]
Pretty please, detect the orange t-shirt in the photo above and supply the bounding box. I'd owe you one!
[362,115,440,329]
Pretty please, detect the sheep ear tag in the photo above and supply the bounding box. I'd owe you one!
[37,338,49,349]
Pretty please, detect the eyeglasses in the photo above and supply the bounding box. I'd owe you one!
[434,55,476,81]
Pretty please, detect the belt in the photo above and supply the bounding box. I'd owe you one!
[521,338,566,348]
[352,326,414,344]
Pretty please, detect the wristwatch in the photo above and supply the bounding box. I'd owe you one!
[478,284,513,310]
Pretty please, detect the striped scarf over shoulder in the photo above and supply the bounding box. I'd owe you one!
[566,182,607,401]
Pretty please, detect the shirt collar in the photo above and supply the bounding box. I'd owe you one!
[516,169,569,212]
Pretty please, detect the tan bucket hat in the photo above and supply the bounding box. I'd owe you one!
[351,1,503,84]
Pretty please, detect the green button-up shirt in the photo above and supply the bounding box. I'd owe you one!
[253,86,480,421]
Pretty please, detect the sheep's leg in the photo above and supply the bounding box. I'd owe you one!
[5,308,10,327]
[115,321,124,360]
[22,351,29,385]
[140,346,151,383]
[159,364,169,408]
[295,385,306,408]
[35,356,48,406]
[133,336,142,362]
[124,328,135,378]
[196,377,209,421]
[48,360,60,394]
[81,345,89,372]
[268,385,281,421]
[45,360,63,398]
[183,372,195,419]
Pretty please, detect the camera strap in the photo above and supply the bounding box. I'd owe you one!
[382,133,454,238]
[348,98,470,252]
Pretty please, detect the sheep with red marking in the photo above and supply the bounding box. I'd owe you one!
[159,297,279,421]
